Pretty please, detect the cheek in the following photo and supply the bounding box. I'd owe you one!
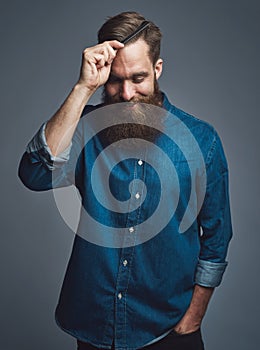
[136,81,154,95]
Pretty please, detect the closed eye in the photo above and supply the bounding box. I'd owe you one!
[107,72,149,85]
[132,72,149,84]
[132,77,145,84]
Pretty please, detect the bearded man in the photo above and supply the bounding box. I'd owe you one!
[19,11,232,350]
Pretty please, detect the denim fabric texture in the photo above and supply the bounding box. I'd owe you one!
[18,94,232,350]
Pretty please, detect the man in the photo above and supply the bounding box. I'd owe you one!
[19,11,232,350]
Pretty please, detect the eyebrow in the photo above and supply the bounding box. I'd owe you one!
[132,72,149,79]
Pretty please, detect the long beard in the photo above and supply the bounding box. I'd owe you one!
[102,80,163,145]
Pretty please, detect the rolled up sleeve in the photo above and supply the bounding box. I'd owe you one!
[195,259,228,287]
[26,122,71,170]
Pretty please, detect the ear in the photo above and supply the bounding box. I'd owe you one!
[154,58,163,80]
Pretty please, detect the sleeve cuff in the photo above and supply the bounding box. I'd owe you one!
[26,123,71,169]
[195,259,228,288]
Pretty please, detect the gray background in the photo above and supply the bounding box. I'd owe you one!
[0,0,259,349]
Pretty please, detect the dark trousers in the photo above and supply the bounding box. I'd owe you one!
[77,328,205,350]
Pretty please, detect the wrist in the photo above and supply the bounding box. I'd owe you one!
[73,82,95,101]
[174,314,201,334]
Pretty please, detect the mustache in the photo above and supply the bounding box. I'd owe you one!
[102,79,162,107]
[102,94,158,105]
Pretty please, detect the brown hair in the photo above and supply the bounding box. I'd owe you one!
[98,11,162,65]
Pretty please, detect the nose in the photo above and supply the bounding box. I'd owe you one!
[120,80,135,101]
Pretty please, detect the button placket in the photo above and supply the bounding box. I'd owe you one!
[114,158,146,348]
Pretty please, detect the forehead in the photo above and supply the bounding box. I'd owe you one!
[111,39,153,77]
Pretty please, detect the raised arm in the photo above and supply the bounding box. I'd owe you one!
[45,40,124,156]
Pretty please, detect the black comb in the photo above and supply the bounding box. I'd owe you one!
[121,21,150,45]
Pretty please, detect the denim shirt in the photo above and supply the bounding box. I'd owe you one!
[18,93,232,350]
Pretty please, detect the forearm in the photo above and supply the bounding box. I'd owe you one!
[45,83,93,156]
[174,285,214,334]
[45,40,124,156]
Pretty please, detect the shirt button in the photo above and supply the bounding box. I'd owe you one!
[123,260,128,266]
[129,227,134,233]
[118,292,122,300]
[135,192,140,199]
[138,159,143,166]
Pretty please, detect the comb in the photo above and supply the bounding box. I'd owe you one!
[121,21,150,45]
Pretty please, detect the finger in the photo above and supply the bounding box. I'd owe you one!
[95,44,117,66]
[106,44,117,64]
[103,41,124,65]
[96,41,122,65]
[106,40,125,50]
[82,41,124,69]
[92,53,106,69]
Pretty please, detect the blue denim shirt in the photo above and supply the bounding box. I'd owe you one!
[18,94,232,350]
